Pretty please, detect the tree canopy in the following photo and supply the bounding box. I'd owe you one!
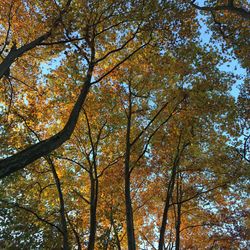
[0,0,249,249]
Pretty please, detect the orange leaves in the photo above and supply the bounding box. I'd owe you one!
[0,0,248,249]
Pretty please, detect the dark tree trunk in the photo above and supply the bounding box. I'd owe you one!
[0,68,93,178]
[124,83,136,250]
[84,109,99,250]
[158,167,177,250]
[125,166,136,250]
[47,157,70,250]
[0,0,73,79]
[175,202,181,250]
[175,173,182,250]
[87,174,98,250]
[158,139,188,250]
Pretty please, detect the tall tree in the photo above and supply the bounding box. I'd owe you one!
[0,0,249,249]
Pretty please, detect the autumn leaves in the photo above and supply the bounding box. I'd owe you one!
[0,0,249,249]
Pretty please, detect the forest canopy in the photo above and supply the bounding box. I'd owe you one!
[0,0,249,249]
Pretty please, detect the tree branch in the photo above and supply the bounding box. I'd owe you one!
[191,0,250,19]
[0,0,73,79]
[0,66,93,178]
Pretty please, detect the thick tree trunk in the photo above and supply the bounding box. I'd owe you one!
[0,68,93,178]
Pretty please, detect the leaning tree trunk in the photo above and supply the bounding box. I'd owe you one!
[0,66,93,178]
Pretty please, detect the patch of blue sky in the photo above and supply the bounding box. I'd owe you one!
[197,10,247,99]
[40,52,66,76]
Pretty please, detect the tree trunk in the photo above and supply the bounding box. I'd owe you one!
[125,167,136,250]
[87,174,98,250]
[0,67,93,178]
[47,157,70,250]
[175,201,181,250]
[175,173,182,250]
[158,167,176,250]
[124,84,136,250]
[158,138,188,250]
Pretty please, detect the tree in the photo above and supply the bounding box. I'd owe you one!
[0,0,249,249]
[0,0,157,177]
[191,0,250,69]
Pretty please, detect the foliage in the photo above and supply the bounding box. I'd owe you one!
[0,0,249,249]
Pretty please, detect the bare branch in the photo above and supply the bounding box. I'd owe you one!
[0,0,73,79]
[73,190,90,205]
[91,38,152,85]
[55,156,90,173]
[0,199,63,233]
[95,24,142,64]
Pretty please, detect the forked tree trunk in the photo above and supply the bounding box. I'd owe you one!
[158,138,188,250]
[158,166,177,250]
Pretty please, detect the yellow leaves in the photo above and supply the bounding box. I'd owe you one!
[0,1,248,248]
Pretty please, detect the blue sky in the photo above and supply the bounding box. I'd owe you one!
[196,1,247,99]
